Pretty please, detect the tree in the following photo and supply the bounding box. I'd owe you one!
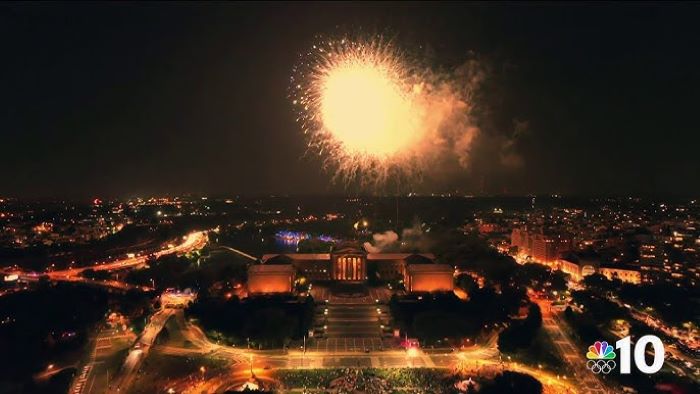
[412,311,470,342]
[0,284,109,383]
[583,273,616,296]
[187,295,313,348]
[498,304,541,353]
[297,238,334,253]
[525,303,542,331]
[516,263,550,290]
[481,371,542,394]
[434,231,518,287]
[244,308,297,348]
[455,274,477,293]
[81,268,111,281]
[550,270,569,292]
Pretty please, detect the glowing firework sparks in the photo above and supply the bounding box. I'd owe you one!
[317,44,421,157]
[291,37,481,188]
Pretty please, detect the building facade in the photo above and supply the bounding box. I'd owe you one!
[511,226,573,267]
[557,255,641,284]
[247,264,295,294]
[405,264,454,292]
[250,246,453,293]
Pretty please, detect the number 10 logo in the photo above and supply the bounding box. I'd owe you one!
[616,335,665,374]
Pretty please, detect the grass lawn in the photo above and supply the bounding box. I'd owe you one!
[129,351,230,393]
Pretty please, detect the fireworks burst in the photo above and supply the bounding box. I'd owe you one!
[291,37,480,189]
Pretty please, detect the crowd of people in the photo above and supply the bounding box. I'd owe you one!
[275,368,456,393]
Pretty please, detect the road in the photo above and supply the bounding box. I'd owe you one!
[48,231,208,279]
[216,245,259,261]
[108,309,176,393]
[611,297,699,353]
[77,303,581,393]
[68,326,136,394]
[604,301,699,381]
[4,231,208,293]
[536,299,612,394]
[164,344,577,393]
[144,309,580,393]
[37,231,208,394]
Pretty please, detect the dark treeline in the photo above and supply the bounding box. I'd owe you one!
[125,252,248,292]
[390,287,524,345]
[186,295,314,348]
[0,283,152,392]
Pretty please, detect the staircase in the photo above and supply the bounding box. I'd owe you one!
[324,303,385,338]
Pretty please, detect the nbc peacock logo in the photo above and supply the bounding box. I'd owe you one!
[586,341,616,374]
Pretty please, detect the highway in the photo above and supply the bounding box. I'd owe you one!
[47,231,209,279]
[108,309,176,393]
[3,231,209,292]
[58,231,208,394]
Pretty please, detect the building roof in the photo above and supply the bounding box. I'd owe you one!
[261,253,331,263]
[599,263,640,271]
[366,253,436,261]
[560,252,600,267]
[334,245,364,254]
[263,254,294,265]
[404,254,436,265]
[249,264,295,273]
[260,252,436,264]
[406,264,453,273]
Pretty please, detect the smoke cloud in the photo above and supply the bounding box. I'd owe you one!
[395,54,529,192]
[363,223,434,253]
[294,39,527,192]
[363,230,399,253]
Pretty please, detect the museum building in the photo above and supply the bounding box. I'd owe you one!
[247,246,454,294]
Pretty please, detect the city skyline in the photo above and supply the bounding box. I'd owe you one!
[1,4,698,393]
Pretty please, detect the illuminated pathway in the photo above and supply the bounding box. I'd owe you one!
[150,316,582,394]
[108,309,176,393]
[47,231,209,279]
[145,286,584,393]
[537,300,611,394]
[610,297,699,352]
[9,231,209,292]
[217,245,259,261]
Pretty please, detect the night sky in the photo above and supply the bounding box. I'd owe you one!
[2,3,699,198]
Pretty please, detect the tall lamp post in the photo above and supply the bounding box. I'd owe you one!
[302,335,306,368]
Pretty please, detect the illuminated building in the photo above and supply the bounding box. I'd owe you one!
[511,226,573,267]
[558,256,598,281]
[599,265,642,284]
[557,255,641,284]
[247,264,295,294]
[405,264,454,292]
[249,245,451,293]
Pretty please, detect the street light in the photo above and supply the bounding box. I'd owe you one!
[406,347,418,368]
[302,335,306,369]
